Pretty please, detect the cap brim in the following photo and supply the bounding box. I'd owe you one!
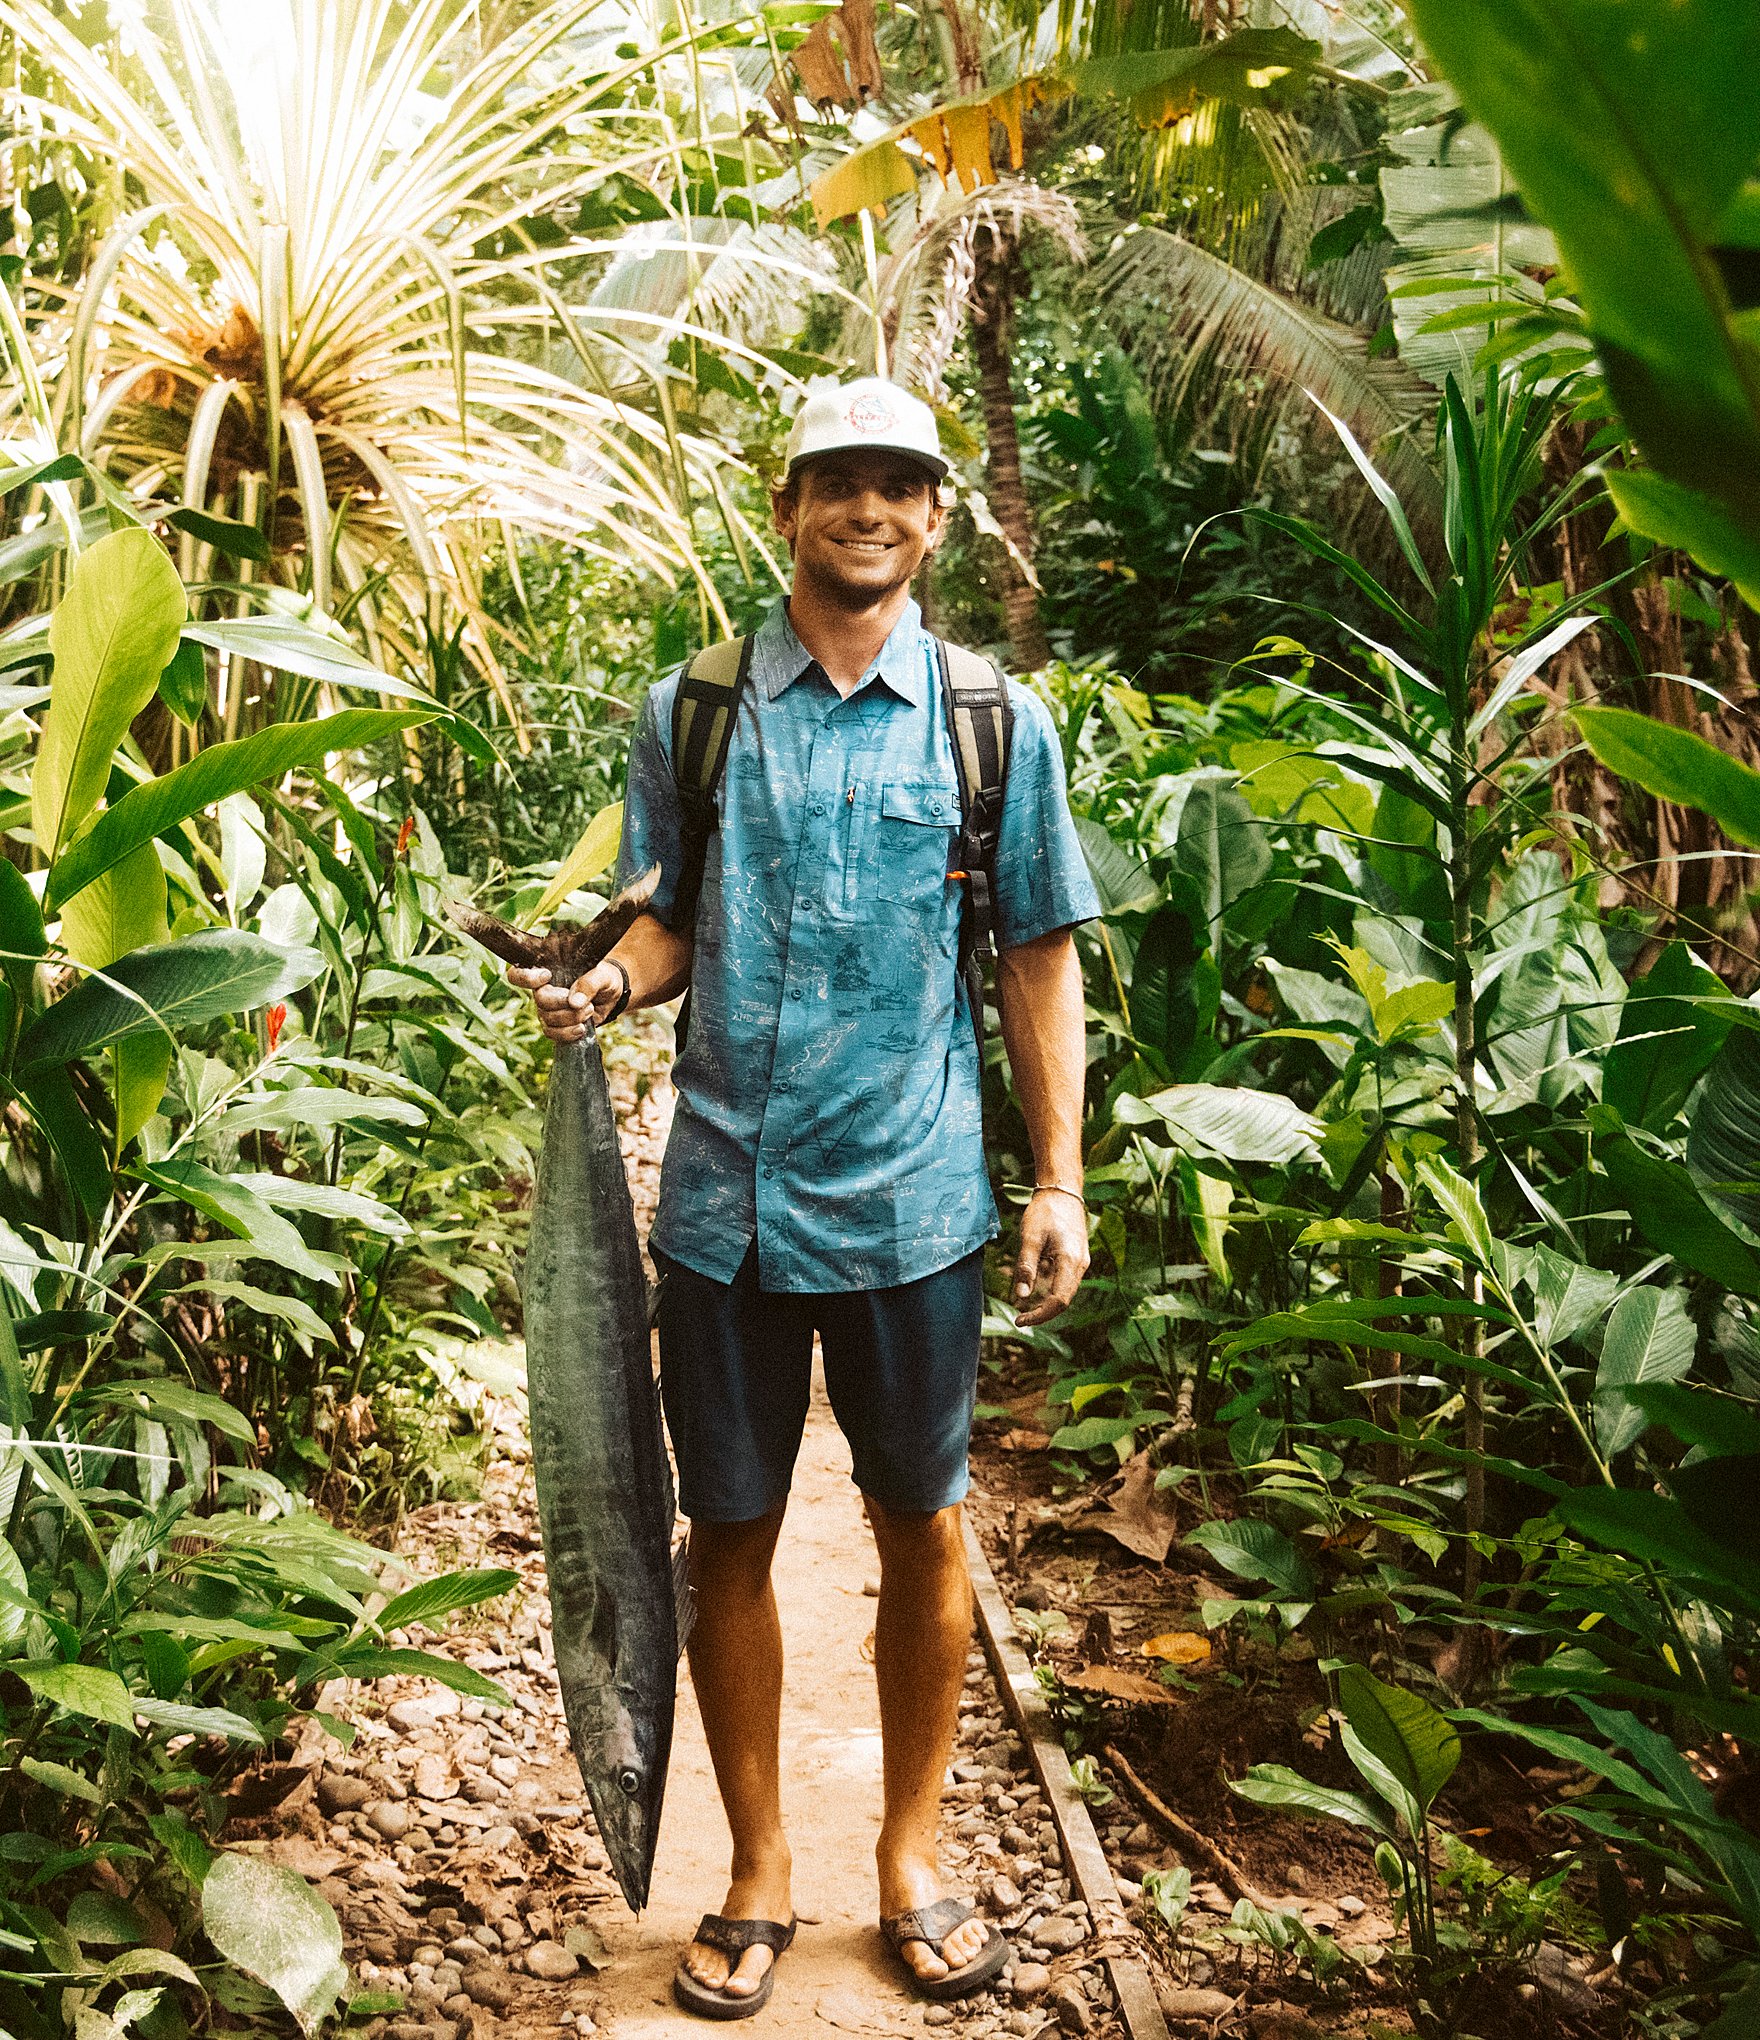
[784,440,950,482]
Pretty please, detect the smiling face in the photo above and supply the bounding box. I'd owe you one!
[773,450,948,611]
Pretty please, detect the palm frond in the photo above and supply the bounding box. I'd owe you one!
[7,0,811,733]
[1094,224,1442,552]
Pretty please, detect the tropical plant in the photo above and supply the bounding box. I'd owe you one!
[4,0,833,729]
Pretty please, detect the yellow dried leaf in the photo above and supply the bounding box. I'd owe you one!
[1142,1631,1212,1665]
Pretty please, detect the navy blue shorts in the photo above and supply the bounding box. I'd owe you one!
[653,1245,984,1523]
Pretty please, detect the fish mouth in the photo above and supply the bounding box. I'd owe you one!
[586,1762,666,1912]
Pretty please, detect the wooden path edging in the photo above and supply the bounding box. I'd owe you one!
[962,1518,1171,2040]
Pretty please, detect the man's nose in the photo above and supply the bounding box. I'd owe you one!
[844,491,888,526]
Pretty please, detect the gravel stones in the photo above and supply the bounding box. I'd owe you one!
[1028,1916,1086,1955]
[388,1694,461,1733]
[318,1772,378,1815]
[1051,1981,1092,2034]
[368,1802,411,1842]
[523,1941,580,1982]
[922,2008,956,2027]
[1158,1985,1235,2022]
[1010,1963,1051,2001]
[413,1754,455,1800]
[464,1969,515,2012]
[987,1874,1024,1913]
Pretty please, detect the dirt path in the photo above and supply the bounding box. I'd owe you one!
[234,1053,1127,2040]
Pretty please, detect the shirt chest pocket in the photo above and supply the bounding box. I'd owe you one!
[843,781,960,911]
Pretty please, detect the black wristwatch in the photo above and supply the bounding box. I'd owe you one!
[605,959,632,1022]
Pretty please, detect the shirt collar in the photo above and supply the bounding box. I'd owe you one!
[751,596,930,708]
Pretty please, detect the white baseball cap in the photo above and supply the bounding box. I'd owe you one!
[784,375,950,482]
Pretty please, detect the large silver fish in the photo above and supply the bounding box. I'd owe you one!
[449,869,689,1912]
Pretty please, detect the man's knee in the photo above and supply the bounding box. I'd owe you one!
[688,1501,788,1595]
[865,1496,968,1576]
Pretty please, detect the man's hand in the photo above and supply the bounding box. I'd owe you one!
[507,961,625,1044]
[1011,1187,1089,1326]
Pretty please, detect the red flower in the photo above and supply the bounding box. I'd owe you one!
[266,1003,287,1053]
[395,815,416,859]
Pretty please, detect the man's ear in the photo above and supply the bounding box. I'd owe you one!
[771,479,800,549]
[921,494,950,557]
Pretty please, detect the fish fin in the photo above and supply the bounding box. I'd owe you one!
[445,899,545,971]
[672,1538,696,1659]
[568,863,661,975]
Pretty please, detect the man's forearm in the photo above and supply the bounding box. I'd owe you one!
[608,911,693,1009]
[995,929,1087,1187]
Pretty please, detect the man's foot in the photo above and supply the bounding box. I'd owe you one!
[678,1856,794,2001]
[878,1859,992,1984]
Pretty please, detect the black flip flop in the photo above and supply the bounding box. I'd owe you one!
[880,1897,1011,2002]
[672,1914,797,2021]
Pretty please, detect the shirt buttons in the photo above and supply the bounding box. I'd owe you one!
[762,1166,776,1179]
[812,801,826,816]
[789,988,803,1002]
[774,1079,791,1093]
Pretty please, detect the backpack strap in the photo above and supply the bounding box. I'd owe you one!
[936,639,1014,1056]
[668,634,752,935]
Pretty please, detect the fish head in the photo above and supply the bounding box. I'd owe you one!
[584,1692,668,1912]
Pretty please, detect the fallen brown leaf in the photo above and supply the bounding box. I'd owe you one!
[1060,1664,1179,1707]
[1000,1428,1051,1452]
[1142,1631,1212,1665]
[1081,1453,1180,1563]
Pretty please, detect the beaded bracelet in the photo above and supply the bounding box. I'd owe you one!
[1032,1182,1088,1207]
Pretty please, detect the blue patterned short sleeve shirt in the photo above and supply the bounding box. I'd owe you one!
[616,597,1100,1294]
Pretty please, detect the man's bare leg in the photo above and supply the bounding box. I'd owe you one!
[868,1498,992,1981]
[678,1503,794,2000]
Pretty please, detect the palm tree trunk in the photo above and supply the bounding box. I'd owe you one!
[969,232,1051,673]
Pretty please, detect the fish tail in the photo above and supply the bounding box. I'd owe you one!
[445,899,546,970]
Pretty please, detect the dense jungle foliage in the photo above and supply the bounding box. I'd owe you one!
[0,0,1758,2035]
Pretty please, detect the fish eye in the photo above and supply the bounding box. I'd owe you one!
[617,1766,641,1796]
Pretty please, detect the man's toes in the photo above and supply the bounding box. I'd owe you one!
[725,1948,773,1997]
[685,1946,731,1990]
[903,1938,950,1980]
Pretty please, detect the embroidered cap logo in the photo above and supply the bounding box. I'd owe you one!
[846,391,897,436]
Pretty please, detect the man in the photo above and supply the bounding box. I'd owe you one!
[509,377,1099,2017]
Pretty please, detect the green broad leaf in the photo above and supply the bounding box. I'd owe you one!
[164,506,271,563]
[16,1660,137,1730]
[46,710,434,913]
[314,1647,510,1705]
[374,1567,518,1635]
[1448,1708,1657,1803]
[1595,1287,1699,1455]
[19,1756,101,1803]
[146,1810,214,1889]
[1174,780,1272,933]
[0,450,85,495]
[201,1852,348,2038]
[1337,1663,1461,1818]
[1597,1120,1760,1297]
[1688,1026,1760,1243]
[232,1172,409,1238]
[1603,940,1733,1132]
[220,1088,427,1137]
[130,1158,342,1288]
[97,1378,256,1446]
[157,638,207,726]
[1627,1383,1760,1459]
[0,1536,30,1647]
[1707,1973,1760,2040]
[32,528,187,867]
[68,1892,147,1945]
[1608,467,1760,610]
[1074,814,1159,916]
[1183,1516,1315,1599]
[525,803,623,926]
[185,618,495,765]
[17,1062,112,1221]
[132,1694,263,1743]
[1227,1765,1397,1840]
[182,1279,336,1349]
[1557,1486,1760,1616]
[1576,708,1760,845]
[1123,1083,1320,1167]
[1131,894,1218,1078]
[0,855,46,1019]
[1523,1243,1620,1348]
[1416,1155,1496,1265]
[18,931,323,1065]
[1047,1410,1161,1454]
